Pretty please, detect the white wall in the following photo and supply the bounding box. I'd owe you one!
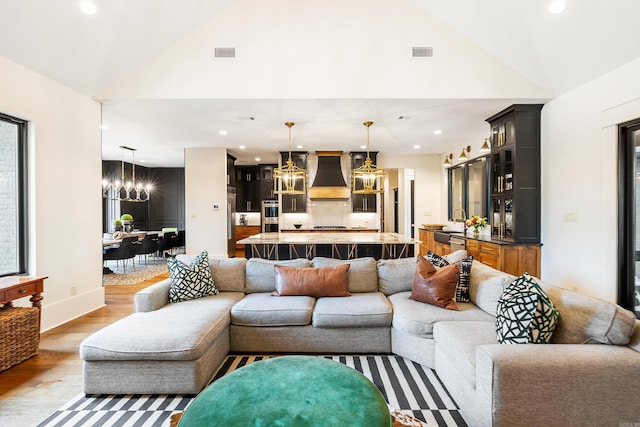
[99,0,547,100]
[0,56,103,331]
[541,57,640,302]
[379,154,441,235]
[184,147,230,257]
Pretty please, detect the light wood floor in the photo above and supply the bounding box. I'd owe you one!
[0,272,169,427]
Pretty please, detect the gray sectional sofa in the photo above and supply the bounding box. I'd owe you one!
[79,253,640,427]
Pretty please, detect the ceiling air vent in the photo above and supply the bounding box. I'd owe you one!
[412,47,433,58]
[214,47,236,58]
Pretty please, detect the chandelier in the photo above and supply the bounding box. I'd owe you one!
[102,146,151,202]
[274,122,306,195]
[352,121,385,194]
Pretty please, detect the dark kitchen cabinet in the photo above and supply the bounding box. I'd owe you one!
[236,166,260,212]
[259,164,277,201]
[280,152,308,213]
[227,153,236,187]
[487,104,543,243]
[350,151,378,213]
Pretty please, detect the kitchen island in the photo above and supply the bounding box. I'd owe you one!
[237,232,417,260]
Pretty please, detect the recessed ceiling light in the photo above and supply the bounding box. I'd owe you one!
[296,145,303,149]
[255,157,261,162]
[413,145,421,149]
[548,0,566,14]
[80,1,97,15]
[360,145,367,149]
[433,130,443,135]
[218,130,228,136]
[140,159,146,163]
[239,145,246,149]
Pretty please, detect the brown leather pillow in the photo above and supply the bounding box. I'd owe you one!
[410,255,460,310]
[273,264,351,297]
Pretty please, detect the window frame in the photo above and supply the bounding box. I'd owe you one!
[0,112,28,277]
[448,155,489,221]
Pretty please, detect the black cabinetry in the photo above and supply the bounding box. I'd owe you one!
[350,152,378,213]
[236,164,277,212]
[280,152,308,213]
[486,104,542,243]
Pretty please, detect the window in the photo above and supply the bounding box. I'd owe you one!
[0,113,28,276]
[448,156,489,221]
[618,119,640,318]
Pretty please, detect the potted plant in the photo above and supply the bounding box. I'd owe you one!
[120,214,134,233]
[112,219,123,232]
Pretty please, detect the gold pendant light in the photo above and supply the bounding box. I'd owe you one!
[352,121,384,194]
[274,122,306,195]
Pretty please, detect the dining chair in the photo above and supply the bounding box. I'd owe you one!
[103,236,139,272]
[136,233,160,265]
[175,230,186,254]
[157,231,177,258]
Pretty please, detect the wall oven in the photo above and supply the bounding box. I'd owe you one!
[261,200,279,233]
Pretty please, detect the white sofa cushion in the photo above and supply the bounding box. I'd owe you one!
[245,258,312,293]
[176,255,246,293]
[311,257,378,293]
[377,257,415,295]
[433,321,497,389]
[540,281,637,345]
[313,292,392,328]
[388,291,495,338]
[469,261,515,316]
[231,292,315,326]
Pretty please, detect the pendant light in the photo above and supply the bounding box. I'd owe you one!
[352,121,385,194]
[102,146,151,202]
[274,122,306,195]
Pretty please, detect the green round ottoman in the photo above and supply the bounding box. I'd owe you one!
[178,355,392,427]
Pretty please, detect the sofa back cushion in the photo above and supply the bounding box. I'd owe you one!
[468,261,515,316]
[377,257,416,295]
[539,281,637,345]
[176,255,246,293]
[245,258,312,293]
[311,257,378,293]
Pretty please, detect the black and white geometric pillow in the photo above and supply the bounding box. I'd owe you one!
[427,250,449,267]
[426,251,473,302]
[496,273,559,344]
[168,250,218,303]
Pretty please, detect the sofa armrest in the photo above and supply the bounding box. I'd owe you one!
[475,344,640,427]
[134,279,171,312]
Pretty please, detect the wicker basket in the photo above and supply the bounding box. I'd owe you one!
[0,306,40,371]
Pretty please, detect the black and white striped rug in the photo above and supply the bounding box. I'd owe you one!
[37,355,468,427]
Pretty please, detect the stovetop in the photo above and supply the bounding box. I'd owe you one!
[313,226,347,230]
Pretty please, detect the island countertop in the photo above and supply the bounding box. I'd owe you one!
[237,232,418,245]
[238,232,417,260]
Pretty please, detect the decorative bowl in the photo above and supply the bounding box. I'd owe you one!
[422,224,445,230]
[293,223,302,229]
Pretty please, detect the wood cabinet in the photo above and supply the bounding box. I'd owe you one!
[486,104,543,243]
[419,229,541,277]
[235,225,261,250]
[418,229,450,256]
[280,152,308,213]
[350,152,378,213]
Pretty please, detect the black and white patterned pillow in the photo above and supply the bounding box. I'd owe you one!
[496,273,559,344]
[168,250,218,303]
[426,251,473,302]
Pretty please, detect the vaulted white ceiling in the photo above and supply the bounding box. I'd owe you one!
[1,0,639,166]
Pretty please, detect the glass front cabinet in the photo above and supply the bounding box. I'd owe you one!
[487,104,542,243]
